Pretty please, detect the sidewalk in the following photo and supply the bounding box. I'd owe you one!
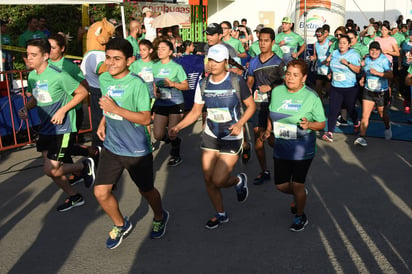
[1,120,411,274]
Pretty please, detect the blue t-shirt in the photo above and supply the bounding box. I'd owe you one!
[330,49,361,88]
[152,60,187,106]
[194,72,251,140]
[363,54,391,92]
[99,71,152,157]
[269,85,325,160]
[401,40,412,66]
[248,54,285,110]
[315,38,331,75]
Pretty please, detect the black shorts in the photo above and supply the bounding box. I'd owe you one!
[94,147,154,193]
[36,133,75,163]
[273,158,313,185]
[200,133,243,155]
[315,74,330,82]
[250,109,269,128]
[153,103,185,116]
[363,89,390,107]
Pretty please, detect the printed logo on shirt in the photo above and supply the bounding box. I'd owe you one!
[107,85,125,97]
[33,80,52,103]
[277,99,302,112]
[158,68,170,77]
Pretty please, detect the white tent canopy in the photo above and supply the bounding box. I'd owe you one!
[1,0,126,73]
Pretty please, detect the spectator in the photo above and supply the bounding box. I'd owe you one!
[126,20,142,58]
[18,16,46,65]
[38,16,51,38]
[142,7,156,42]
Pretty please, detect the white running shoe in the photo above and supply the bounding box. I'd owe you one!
[354,137,367,147]
[384,126,392,140]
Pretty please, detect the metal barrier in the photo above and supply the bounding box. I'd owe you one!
[0,69,93,152]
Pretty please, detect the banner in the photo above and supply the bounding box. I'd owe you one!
[136,2,191,28]
[295,0,346,44]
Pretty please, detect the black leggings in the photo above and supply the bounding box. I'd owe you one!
[327,86,359,133]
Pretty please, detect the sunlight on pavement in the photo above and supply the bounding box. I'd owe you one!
[317,227,344,273]
[344,206,396,273]
[312,185,369,274]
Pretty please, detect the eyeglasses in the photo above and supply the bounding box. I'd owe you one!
[221,27,231,30]
[335,33,342,37]
[315,33,323,37]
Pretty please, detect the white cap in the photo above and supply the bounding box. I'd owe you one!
[390,21,398,29]
[207,44,229,62]
[142,7,153,14]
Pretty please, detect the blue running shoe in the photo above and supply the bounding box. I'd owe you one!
[150,210,169,239]
[290,214,308,232]
[106,217,132,249]
[205,213,229,229]
[235,173,248,202]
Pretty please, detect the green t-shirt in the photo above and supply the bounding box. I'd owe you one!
[152,60,187,106]
[18,30,46,47]
[275,31,305,63]
[248,40,284,59]
[129,59,155,98]
[362,36,374,47]
[48,57,85,83]
[99,71,152,157]
[392,32,405,47]
[408,64,412,74]
[126,35,140,57]
[351,42,369,58]
[28,64,80,135]
[222,37,245,54]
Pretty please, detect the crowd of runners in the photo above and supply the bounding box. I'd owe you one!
[4,9,412,249]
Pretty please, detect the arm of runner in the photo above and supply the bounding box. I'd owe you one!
[18,97,37,119]
[370,68,393,79]
[169,102,203,137]
[51,84,88,125]
[99,94,151,125]
[229,95,256,136]
[246,75,254,90]
[293,43,306,59]
[164,78,189,91]
[97,116,106,141]
[299,117,325,131]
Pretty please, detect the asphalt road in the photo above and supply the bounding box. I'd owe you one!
[1,120,411,274]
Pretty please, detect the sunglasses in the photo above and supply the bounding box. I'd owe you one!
[335,34,342,37]
[316,33,323,37]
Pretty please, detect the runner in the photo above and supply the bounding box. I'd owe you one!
[354,42,393,147]
[169,44,255,229]
[399,30,412,113]
[248,24,284,60]
[322,35,361,143]
[265,59,325,232]
[310,27,332,100]
[152,40,189,166]
[247,27,285,185]
[94,38,168,249]
[18,38,94,212]
[220,21,247,59]
[48,33,100,186]
[275,16,305,64]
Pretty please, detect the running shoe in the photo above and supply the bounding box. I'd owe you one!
[57,194,85,212]
[322,132,333,143]
[290,214,308,232]
[253,170,270,185]
[405,106,411,114]
[384,126,392,140]
[354,137,367,147]
[150,210,169,239]
[106,217,132,249]
[69,174,84,186]
[336,115,348,127]
[290,188,308,214]
[82,157,95,188]
[235,173,248,202]
[205,213,229,229]
[353,121,361,134]
[242,141,252,164]
[167,156,183,167]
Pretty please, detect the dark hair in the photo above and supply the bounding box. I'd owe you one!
[381,21,390,30]
[158,39,174,51]
[105,37,133,59]
[347,29,358,38]
[49,33,68,53]
[221,21,232,29]
[259,27,275,41]
[26,38,51,54]
[322,24,330,32]
[26,16,38,24]
[241,18,247,23]
[287,59,308,76]
[182,40,193,51]
[138,39,153,50]
[338,34,351,45]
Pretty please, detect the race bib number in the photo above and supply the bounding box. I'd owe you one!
[367,78,380,90]
[273,122,297,139]
[333,73,346,82]
[207,107,232,123]
[138,70,154,82]
[281,46,290,54]
[254,90,269,103]
[34,89,52,104]
[105,111,123,121]
[159,88,172,99]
